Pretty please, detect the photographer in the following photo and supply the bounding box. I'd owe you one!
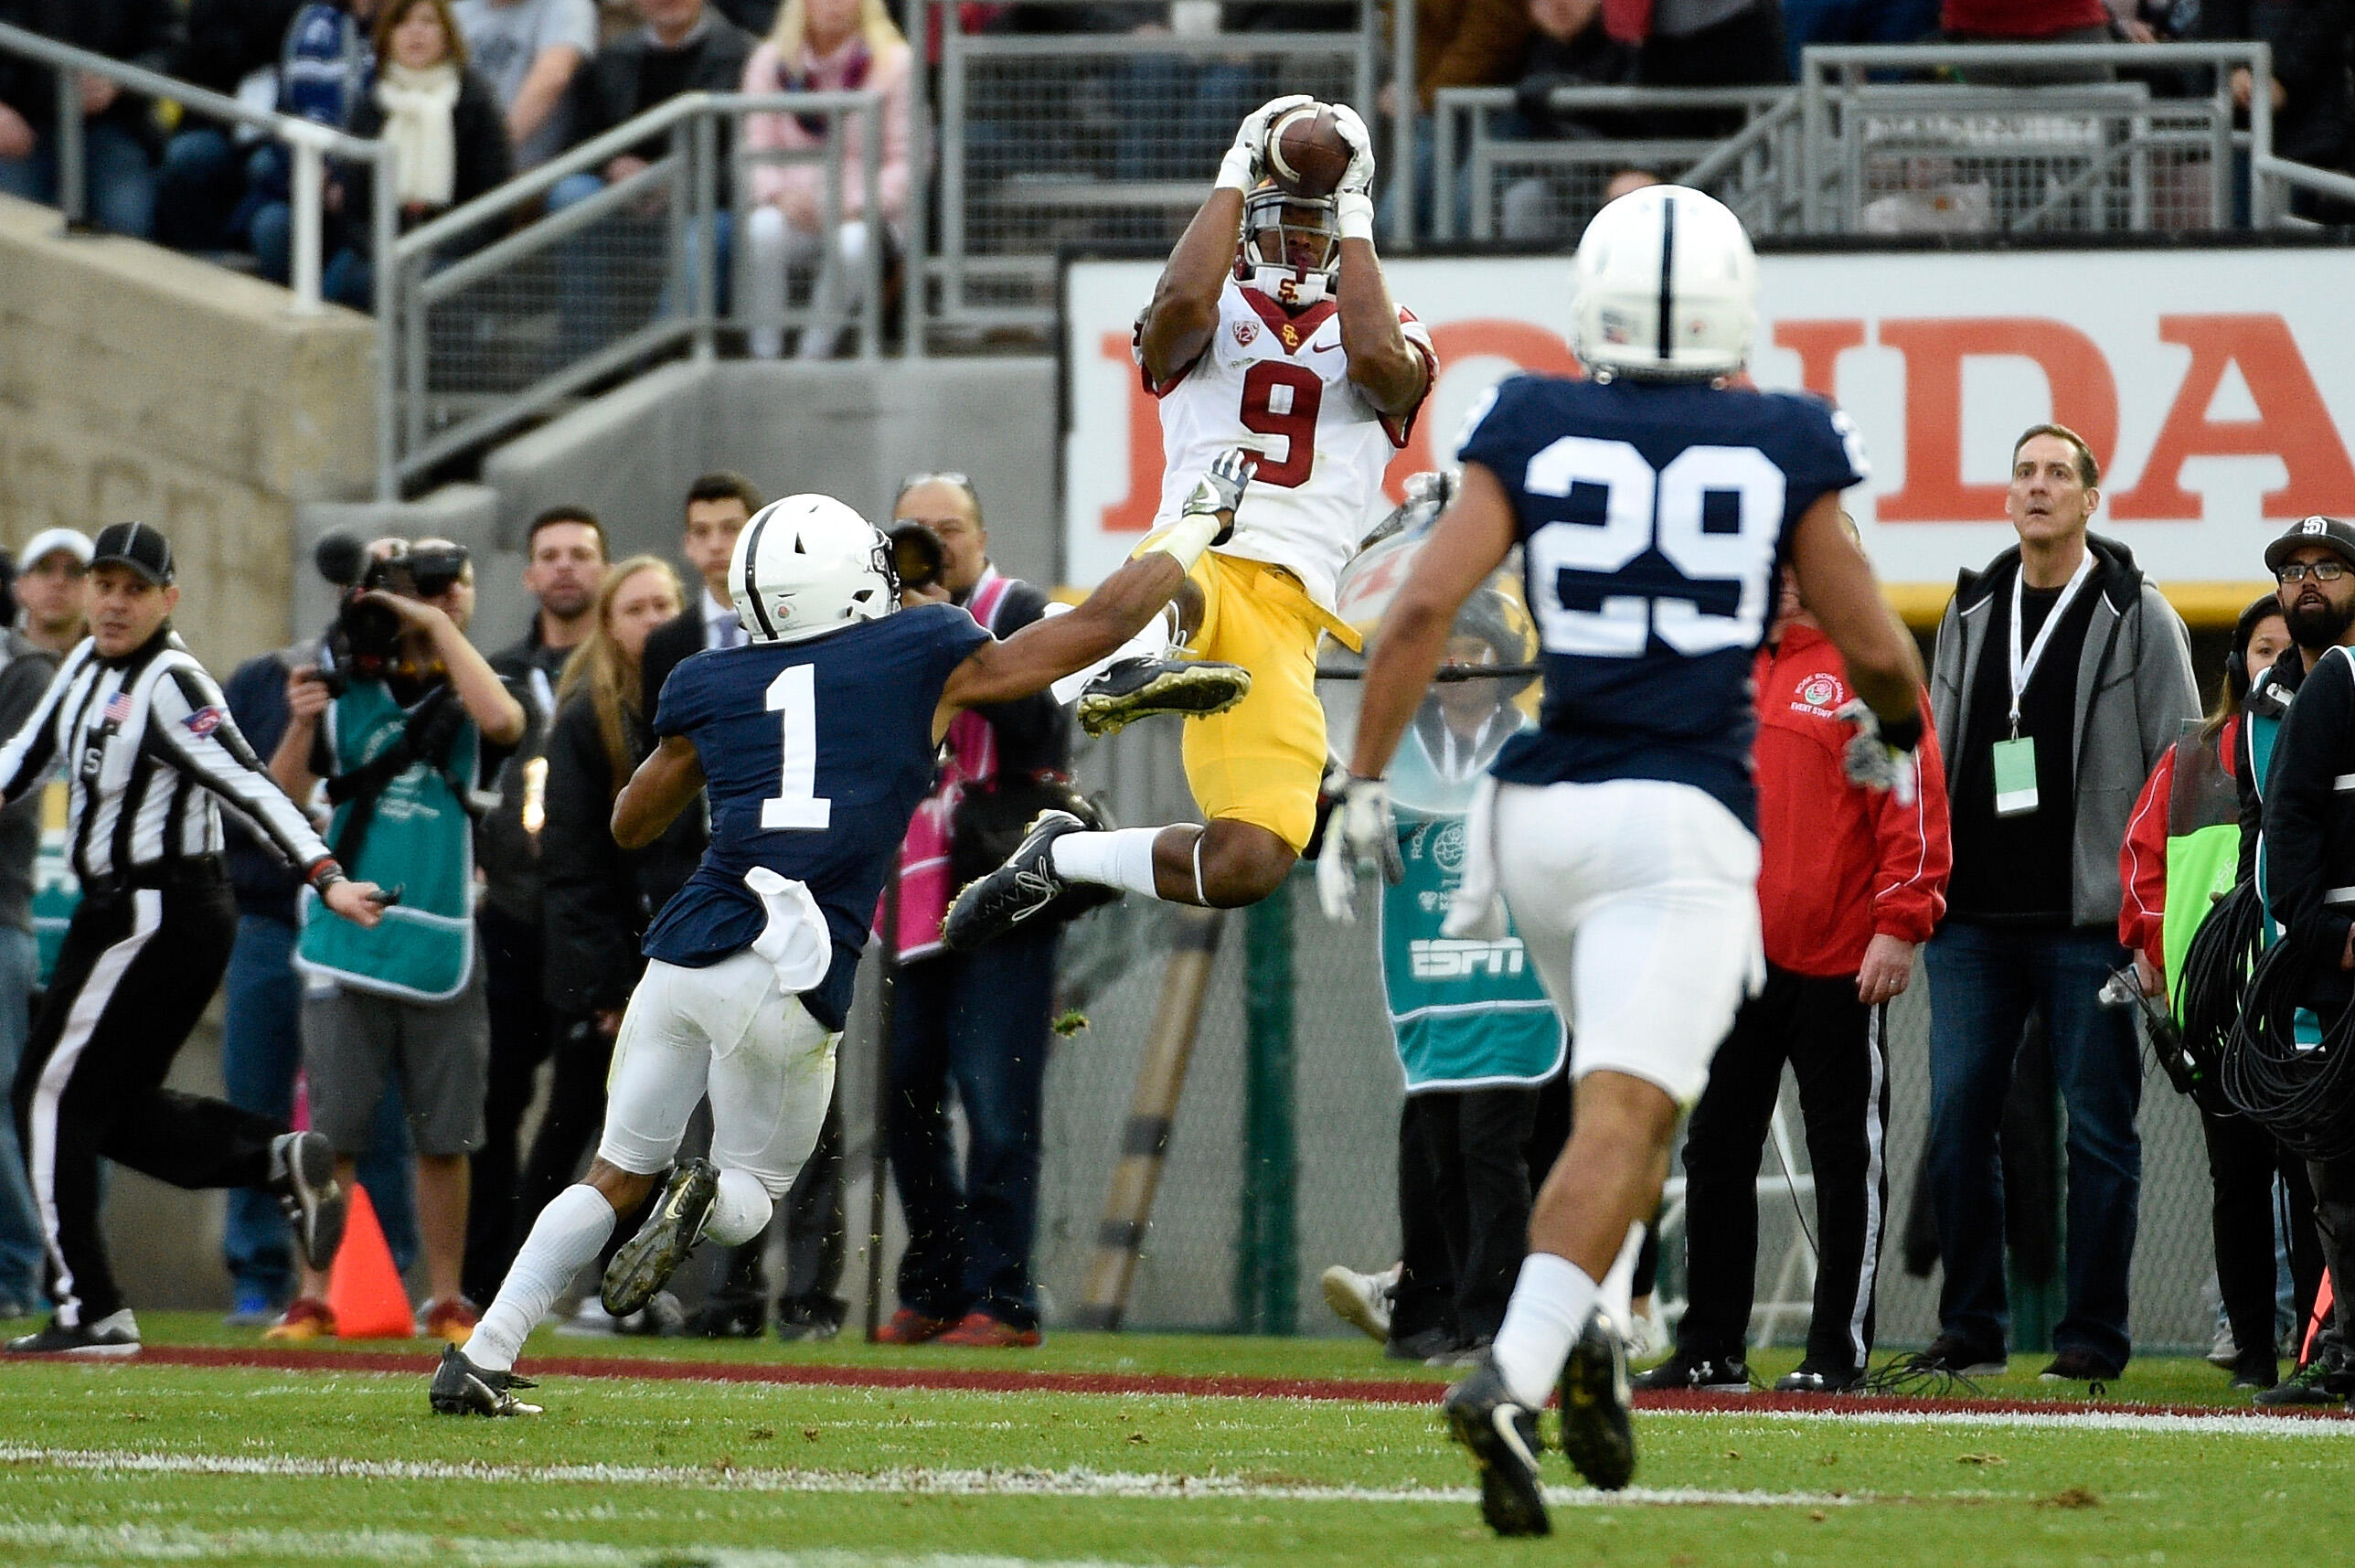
[266,539,527,1345]
[872,475,1076,1349]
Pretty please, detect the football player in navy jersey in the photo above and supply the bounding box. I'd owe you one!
[429,453,1255,1416]
[1328,187,1927,1534]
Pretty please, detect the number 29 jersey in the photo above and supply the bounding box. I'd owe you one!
[640,604,989,1031]
[1140,278,1437,613]
[1457,374,1869,832]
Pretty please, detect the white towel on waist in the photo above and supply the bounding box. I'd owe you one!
[745,866,832,994]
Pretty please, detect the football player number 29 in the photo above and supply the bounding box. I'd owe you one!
[1239,362,1322,488]
[762,664,833,830]
[1523,436,1785,658]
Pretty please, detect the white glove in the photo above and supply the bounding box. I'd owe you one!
[1836,699,1919,807]
[1146,447,1256,571]
[1218,93,1316,194]
[1329,102,1376,196]
[1316,775,1403,923]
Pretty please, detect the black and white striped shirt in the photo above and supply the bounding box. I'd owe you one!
[0,631,333,890]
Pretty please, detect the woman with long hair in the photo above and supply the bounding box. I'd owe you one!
[2119,594,2318,1392]
[739,0,911,358]
[511,557,690,1324]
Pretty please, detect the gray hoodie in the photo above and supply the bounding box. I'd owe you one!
[1929,532,2200,930]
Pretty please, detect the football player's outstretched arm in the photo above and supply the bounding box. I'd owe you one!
[1326,106,1425,420]
[1787,494,1923,724]
[937,451,1254,735]
[612,734,706,849]
[1139,95,1310,387]
[1347,463,1518,780]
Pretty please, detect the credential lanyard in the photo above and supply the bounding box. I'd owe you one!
[2007,550,2094,740]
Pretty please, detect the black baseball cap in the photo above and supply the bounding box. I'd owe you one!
[90,522,174,586]
[2264,516,2355,575]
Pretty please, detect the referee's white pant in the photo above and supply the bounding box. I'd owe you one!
[11,877,284,1327]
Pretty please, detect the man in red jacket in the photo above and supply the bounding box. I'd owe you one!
[1636,560,1952,1393]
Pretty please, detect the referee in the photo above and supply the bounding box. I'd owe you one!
[3,524,387,1356]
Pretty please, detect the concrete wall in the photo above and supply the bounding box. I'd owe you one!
[0,196,378,671]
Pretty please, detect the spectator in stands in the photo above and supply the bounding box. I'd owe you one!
[13,529,89,656]
[0,564,53,1323]
[871,475,1072,1349]
[1908,423,2200,1384]
[519,557,691,1311]
[1381,0,1531,238]
[1781,0,1935,77]
[1941,0,2119,82]
[740,0,911,359]
[464,507,606,1307]
[1638,555,1950,1395]
[2119,593,2317,1392]
[314,0,514,309]
[0,0,175,237]
[1609,0,1792,137]
[217,608,424,1327]
[1495,0,1638,240]
[266,539,527,1345]
[453,0,598,168]
[2202,0,2353,219]
[248,1,378,288]
[155,0,304,252]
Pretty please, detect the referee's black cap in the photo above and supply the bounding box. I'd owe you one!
[90,522,174,586]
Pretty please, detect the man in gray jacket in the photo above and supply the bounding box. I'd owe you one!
[1908,423,2200,1384]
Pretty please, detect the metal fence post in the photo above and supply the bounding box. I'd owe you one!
[1235,880,1297,1336]
[52,67,83,230]
[2247,43,2275,227]
[859,98,883,359]
[941,0,968,330]
[291,138,325,312]
[1389,0,1415,251]
[694,105,718,361]
[373,148,399,500]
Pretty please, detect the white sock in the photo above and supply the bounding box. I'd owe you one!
[706,1168,775,1249]
[1051,827,1167,899]
[1597,1222,1645,1332]
[1050,607,1175,705]
[1492,1252,1600,1408]
[469,1184,615,1371]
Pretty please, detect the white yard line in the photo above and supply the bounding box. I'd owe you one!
[0,1522,1156,1568]
[0,1445,1844,1509]
[1667,1405,2355,1437]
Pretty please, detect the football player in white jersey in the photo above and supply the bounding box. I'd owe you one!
[945,97,1434,948]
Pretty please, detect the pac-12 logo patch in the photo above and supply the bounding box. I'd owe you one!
[183,706,224,737]
[1233,319,1257,347]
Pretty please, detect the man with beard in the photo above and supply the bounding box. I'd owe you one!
[1902,423,2199,1387]
[2237,515,2355,1405]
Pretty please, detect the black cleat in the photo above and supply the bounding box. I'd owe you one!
[686,1293,768,1339]
[271,1130,346,1273]
[1557,1318,1636,1491]
[942,811,1087,952]
[1442,1357,1550,1538]
[602,1159,719,1318]
[1774,1361,1868,1394]
[1631,1349,1753,1392]
[1076,656,1251,739]
[428,1342,541,1416]
[5,1310,139,1357]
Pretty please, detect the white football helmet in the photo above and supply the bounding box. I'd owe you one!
[729,494,897,645]
[1572,185,1758,380]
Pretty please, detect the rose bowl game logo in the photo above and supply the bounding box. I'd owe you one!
[1798,674,1845,711]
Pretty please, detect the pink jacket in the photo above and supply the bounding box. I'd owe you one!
[741,35,911,227]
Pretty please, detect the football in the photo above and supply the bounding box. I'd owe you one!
[1264,102,1352,200]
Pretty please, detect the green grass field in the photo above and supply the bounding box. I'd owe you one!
[1,1315,2348,1567]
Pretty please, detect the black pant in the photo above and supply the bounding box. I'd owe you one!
[2203,1106,2320,1370]
[2306,1154,2355,1346]
[1678,963,1891,1373]
[509,1011,619,1253]
[1393,1087,1540,1345]
[709,1090,846,1311]
[11,880,276,1325]
[464,902,554,1304]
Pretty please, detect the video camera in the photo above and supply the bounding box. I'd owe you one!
[312,532,471,692]
[889,523,946,596]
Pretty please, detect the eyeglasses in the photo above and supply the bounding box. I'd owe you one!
[2277,560,2349,584]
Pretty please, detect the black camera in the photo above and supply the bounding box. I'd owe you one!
[890,523,946,595]
[313,533,470,689]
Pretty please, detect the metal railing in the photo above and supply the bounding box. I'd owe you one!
[385,89,883,486]
[0,20,400,496]
[918,0,1380,336]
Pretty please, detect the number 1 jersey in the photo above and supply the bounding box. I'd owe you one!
[1457,374,1868,830]
[641,604,989,1030]
[1139,278,1436,613]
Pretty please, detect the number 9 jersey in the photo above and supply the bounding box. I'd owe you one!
[1138,277,1437,615]
[1458,373,1869,832]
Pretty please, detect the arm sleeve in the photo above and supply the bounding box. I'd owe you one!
[0,649,80,805]
[2236,700,2264,887]
[539,704,643,1012]
[2118,745,2176,969]
[1928,598,1966,768]
[1871,689,1951,944]
[2134,587,2203,772]
[2260,652,2355,959]
[151,663,335,874]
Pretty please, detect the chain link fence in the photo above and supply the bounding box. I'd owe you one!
[1016,730,2222,1352]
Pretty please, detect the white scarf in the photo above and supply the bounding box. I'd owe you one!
[376,61,461,209]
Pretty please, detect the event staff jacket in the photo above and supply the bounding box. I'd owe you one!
[2259,645,2355,969]
[1751,623,1952,977]
[2119,716,2243,984]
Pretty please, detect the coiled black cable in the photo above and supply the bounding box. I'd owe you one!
[2220,930,2355,1161]
[2177,880,2264,1114]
